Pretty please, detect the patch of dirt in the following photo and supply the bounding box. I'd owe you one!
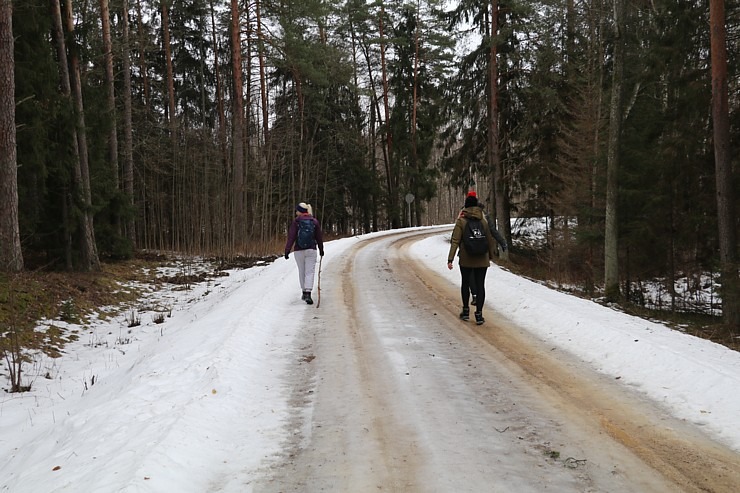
[214,255,279,271]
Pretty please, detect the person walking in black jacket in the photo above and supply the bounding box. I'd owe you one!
[456,192,508,308]
[447,194,499,325]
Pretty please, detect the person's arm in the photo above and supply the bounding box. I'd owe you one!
[491,227,507,251]
[484,213,507,251]
[447,220,463,269]
[285,220,297,258]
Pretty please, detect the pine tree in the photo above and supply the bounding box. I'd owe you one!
[709,0,738,328]
[604,0,626,300]
[60,0,100,271]
[0,0,23,272]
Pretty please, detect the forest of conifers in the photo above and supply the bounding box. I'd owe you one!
[0,0,737,326]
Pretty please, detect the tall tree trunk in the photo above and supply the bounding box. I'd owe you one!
[121,0,135,247]
[161,0,177,250]
[135,0,150,109]
[246,4,257,242]
[410,0,420,227]
[295,75,305,198]
[256,0,268,144]
[566,0,575,70]
[51,0,75,268]
[99,0,119,191]
[255,0,271,246]
[202,3,219,253]
[230,0,245,247]
[63,0,100,271]
[357,35,382,232]
[709,0,738,328]
[209,0,226,166]
[379,4,398,228]
[133,0,150,249]
[604,0,625,300]
[488,0,509,259]
[0,0,23,272]
[589,0,606,286]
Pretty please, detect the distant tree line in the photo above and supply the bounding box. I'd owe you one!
[0,0,737,326]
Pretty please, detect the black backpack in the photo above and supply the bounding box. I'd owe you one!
[462,218,489,256]
[296,218,316,249]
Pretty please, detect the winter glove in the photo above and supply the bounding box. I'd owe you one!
[319,250,324,257]
[284,252,289,260]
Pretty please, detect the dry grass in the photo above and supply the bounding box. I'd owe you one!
[500,249,738,353]
[1,249,280,328]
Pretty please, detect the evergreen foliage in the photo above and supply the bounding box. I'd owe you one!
[6,0,737,324]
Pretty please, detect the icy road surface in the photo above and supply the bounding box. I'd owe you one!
[253,228,740,492]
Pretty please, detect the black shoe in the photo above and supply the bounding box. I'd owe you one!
[301,291,308,301]
[474,311,484,325]
[459,306,470,321]
[305,292,314,305]
[471,294,477,306]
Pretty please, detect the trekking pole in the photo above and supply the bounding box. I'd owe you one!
[316,256,323,308]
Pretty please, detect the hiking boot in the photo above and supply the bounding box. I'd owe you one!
[474,311,484,325]
[459,306,470,321]
[301,291,308,301]
[305,292,314,305]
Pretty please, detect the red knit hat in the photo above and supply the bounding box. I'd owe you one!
[467,190,477,198]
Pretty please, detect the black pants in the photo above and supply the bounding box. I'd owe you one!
[460,266,488,312]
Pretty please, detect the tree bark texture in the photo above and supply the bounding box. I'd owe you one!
[161,0,179,250]
[256,0,268,144]
[135,0,151,108]
[63,0,100,271]
[488,0,509,260]
[379,5,399,229]
[121,0,136,247]
[99,0,119,190]
[209,0,226,167]
[0,0,23,272]
[604,0,625,300]
[709,0,739,328]
[50,0,75,268]
[230,0,245,246]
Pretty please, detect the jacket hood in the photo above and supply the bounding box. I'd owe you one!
[462,206,483,220]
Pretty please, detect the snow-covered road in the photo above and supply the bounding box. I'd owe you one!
[2,227,739,492]
[252,228,737,492]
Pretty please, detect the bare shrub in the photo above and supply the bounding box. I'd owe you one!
[126,310,140,327]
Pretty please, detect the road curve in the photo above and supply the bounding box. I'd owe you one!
[254,228,740,492]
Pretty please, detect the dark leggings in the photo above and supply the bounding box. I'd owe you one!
[460,266,488,312]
